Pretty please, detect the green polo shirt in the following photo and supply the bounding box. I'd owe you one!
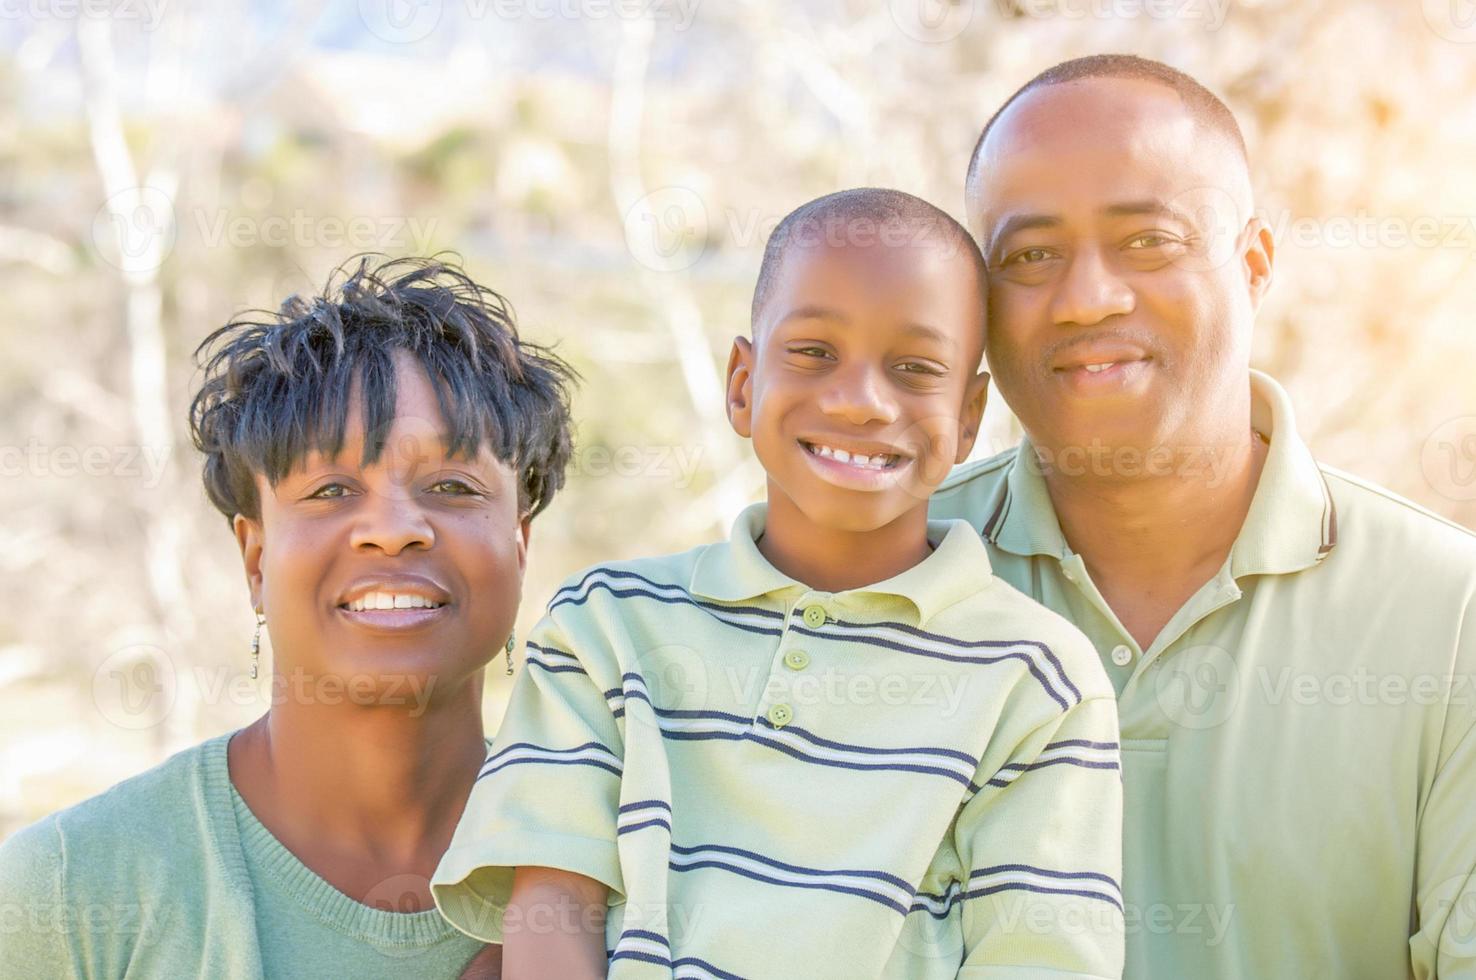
[928,369,1476,979]
[433,503,1126,978]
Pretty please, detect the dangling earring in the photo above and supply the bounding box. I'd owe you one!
[250,611,266,680]
[504,630,516,675]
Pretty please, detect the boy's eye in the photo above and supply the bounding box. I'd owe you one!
[897,362,944,376]
[789,346,833,359]
[308,482,352,499]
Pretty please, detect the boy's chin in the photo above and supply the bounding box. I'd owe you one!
[790,489,929,536]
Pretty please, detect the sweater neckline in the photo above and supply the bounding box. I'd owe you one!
[203,729,486,947]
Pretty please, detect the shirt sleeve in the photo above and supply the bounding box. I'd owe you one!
[1409,608,1476,979]
[954,693,1126,979]
[0,816,79,978]
[431,602,626,944]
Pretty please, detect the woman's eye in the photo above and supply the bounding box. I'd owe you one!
[429,478,480,495]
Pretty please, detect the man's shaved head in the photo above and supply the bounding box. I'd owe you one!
[967,54,1248,195]
[751,187,986,333]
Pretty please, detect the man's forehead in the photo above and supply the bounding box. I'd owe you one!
[969,77,1248,233]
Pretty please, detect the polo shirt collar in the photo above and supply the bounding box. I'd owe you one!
[689,502,994,626]
[983,369,1337,575]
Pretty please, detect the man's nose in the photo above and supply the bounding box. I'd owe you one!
[1050,246,1135,328]
[816,361,900,427]
[349,489,436,555]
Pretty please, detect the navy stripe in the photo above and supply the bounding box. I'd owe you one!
[609,950,672,967]
[791,624,1073,710]
[994,757,1121,777]
[1043,738,1120,751]
[620,929,670,947]
[670,842,912,892]
[673,956,749,980]
[659,728,973,786]
[478,755,621,780]
[618,799,673,814]
[752,715,977,765]
[485,740,613,761]
[965,881,1124,912]
[552,569,783,622]
[969,864,1121,890]
[617,817,672,835]
[670,859,908,915]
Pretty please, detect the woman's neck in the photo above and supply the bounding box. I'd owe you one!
[227,670,488,906]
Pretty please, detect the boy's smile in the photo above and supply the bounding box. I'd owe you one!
[726,206,990,590]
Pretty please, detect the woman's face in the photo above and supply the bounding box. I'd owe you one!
[234,350,529,708]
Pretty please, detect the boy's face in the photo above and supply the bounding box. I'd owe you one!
[234,349,529,705]
[726,235,989,534]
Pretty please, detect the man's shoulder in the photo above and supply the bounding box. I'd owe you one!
[930,445,1020,524]
[1321,463,1476,577]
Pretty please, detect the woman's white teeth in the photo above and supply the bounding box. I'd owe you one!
[345,592,445,612]
[807,442,898,469]
[1083,362,1116,373]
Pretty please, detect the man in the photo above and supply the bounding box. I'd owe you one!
[930,54,1476,978]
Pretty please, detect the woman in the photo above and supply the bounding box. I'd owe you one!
[0,257,577,978]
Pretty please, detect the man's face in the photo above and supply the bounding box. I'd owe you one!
[727,234,990,533]
[235,349,529,704]
[969,77,1272,459]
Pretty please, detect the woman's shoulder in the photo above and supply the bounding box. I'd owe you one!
[0,731,240,895]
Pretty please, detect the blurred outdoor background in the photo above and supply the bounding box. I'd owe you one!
[3,0,1476,839]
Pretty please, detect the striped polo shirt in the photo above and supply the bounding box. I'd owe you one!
[432,503,1125,979]
[927,370,1476,979]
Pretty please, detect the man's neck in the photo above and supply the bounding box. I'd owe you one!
[757,491,934,594]
[1041,428,1268,649]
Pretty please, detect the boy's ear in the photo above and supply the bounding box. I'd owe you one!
[725,335,755,438]
[233,513,265,613]
[955,370,990,464]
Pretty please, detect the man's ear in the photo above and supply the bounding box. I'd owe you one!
[233,513,265,613]
[1242,216,1275,309]
[955,371,991,463]
[725,335,756,438]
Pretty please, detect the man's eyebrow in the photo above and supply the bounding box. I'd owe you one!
[988,213,1061,253]
[1103,199,1196,225]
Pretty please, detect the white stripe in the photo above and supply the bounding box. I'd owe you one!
[612,936,670,959]
[970,868,1122,906]
[674,963,727,980]
[480,744,620,775]
[554,572,780,634]
[617,806,671,830]
[654,713,975,780]
[525,647,581,668]
[669,846,912,909]
[911,880,963,916]
[808,618,1075,705]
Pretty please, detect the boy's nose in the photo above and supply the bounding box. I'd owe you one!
[816,363,900,427]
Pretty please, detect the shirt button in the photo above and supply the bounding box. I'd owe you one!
[783,649,810,671]
[766,703,794,728]
[1110,645,1134,667]
[801,604,828,629]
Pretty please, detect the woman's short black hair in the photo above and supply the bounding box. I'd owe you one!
[189,254,578,523]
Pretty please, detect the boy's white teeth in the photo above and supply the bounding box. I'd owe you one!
[1083,362,1115,373]
[345,592,445,612]
[806,442,899,470]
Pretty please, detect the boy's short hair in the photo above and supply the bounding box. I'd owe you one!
[750,187,986,331]
[188,254,578,524]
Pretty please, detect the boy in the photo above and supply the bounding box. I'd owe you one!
[432,189,1124,978]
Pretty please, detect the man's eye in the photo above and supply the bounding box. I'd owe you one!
[790,346,832,359]
[1127,233,1177,249]
[1007,247,1053,266]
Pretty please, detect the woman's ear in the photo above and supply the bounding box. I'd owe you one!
[956,371,991,463]
[725,335,755,438]
[233,513,265,612]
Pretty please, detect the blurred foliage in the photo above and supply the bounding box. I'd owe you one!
[2,0,1475,835]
